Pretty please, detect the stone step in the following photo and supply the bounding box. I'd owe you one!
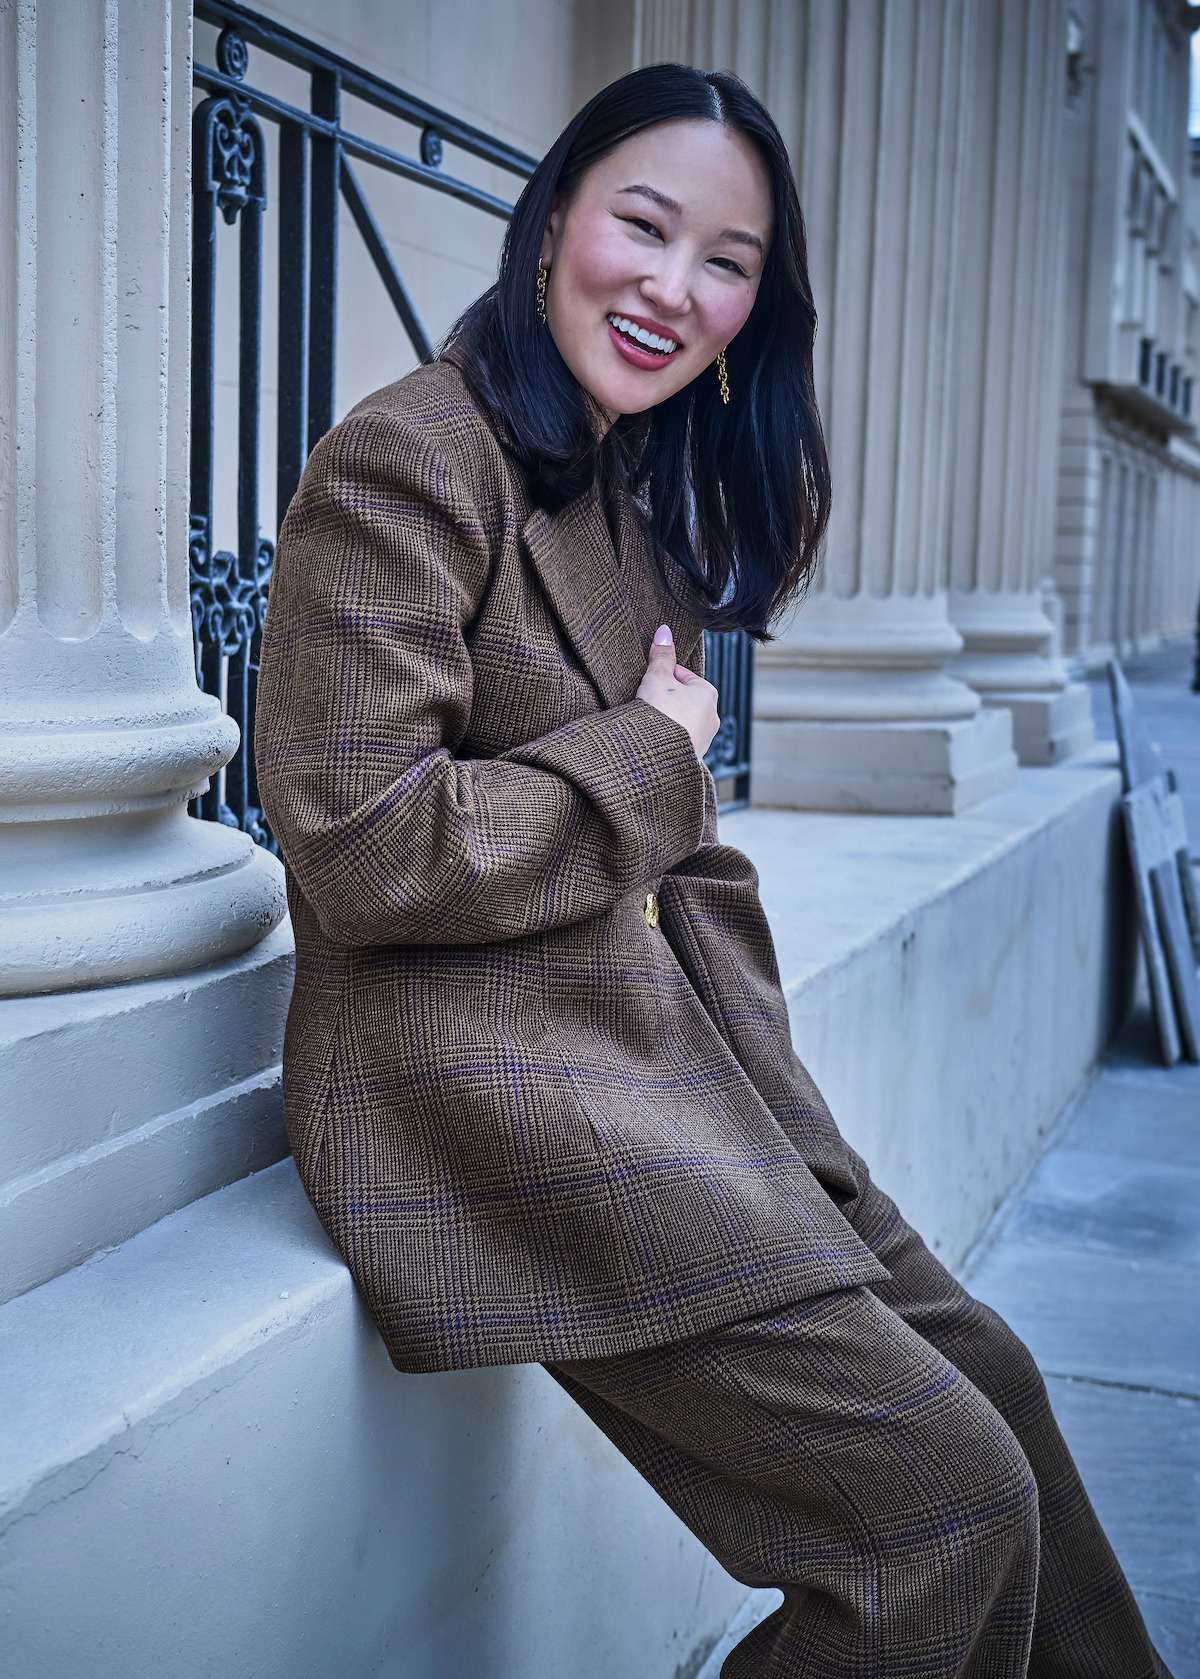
[0,924,295,1304]
[0,1160,746,1679]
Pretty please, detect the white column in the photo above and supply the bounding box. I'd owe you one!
[0,0,285,997]
[637,0,1017,814]
[946,0,1094,766]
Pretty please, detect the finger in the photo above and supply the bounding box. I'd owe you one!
[672,664,704,685]
[645,624,675,668]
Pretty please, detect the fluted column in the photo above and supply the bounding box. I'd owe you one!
[945,0,1094,766]
[0,0,285,996]
[638,0,1017,813]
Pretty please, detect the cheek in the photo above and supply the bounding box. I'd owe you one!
[696,285,758,351]
[560,220,638,302]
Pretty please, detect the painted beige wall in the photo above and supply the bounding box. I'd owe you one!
[195,0,633,548]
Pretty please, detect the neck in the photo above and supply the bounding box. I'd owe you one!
[583,390,618,438]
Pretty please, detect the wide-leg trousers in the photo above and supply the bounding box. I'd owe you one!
[547,1160,1172,1679]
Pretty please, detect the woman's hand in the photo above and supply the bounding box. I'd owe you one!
[636,625,720,761]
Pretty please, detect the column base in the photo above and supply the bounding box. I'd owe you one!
[978,684,1095,768]
[751,707,1016,815]
[0,808,288,997]
[0,921,295,1304]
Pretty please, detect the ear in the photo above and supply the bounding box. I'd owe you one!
[540,196,565,268]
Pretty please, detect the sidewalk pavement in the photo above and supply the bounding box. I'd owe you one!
[968,636,1200,1676]
[698,638,1200,1679]
[964,1012,1200,1676]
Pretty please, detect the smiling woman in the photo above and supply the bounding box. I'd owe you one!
[538,123,771,417]
[254,62,1173,1679]
[451,64,830,640]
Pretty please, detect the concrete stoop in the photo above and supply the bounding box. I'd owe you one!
[0,1162,747,1679]
[0,923,296,1305]
[727,744,1133,1267]
[0,748,1135,1679]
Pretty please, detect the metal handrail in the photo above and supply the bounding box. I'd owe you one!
[195,0,538,177]
[190,63,524,222]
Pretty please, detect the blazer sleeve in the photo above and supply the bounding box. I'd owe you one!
[254,405,713,948]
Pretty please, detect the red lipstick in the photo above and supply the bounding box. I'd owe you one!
[606,311,683,371]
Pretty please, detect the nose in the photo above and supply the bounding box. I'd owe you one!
[639,250,691,318]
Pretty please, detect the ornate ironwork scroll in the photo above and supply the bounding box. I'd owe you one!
[189,33,273,844]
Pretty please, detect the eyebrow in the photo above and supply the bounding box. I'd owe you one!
[615,183,764,255]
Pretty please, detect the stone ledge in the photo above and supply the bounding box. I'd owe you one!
[0,1162,745,1679]
[0,1065,287,1307]
[0,921,295,1304]
[724,744,1133,1266]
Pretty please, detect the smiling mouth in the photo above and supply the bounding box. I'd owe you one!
[606,314,680,357]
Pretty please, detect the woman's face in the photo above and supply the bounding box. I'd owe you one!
[540,118,773,422]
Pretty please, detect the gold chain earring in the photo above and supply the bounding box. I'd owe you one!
[536,260,548,324]
[717,347,730,405]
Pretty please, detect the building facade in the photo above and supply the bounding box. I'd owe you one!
[1055,0,1200,665]
[1,3,1195,1675]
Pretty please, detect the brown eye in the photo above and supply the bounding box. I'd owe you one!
[623,216,663,240]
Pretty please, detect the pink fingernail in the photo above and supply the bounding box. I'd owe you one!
[653,624,673,645]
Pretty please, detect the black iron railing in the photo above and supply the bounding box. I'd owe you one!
[704,627,753,808]
[189,0,752,840]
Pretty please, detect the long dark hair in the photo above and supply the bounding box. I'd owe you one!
[450,64,830,639]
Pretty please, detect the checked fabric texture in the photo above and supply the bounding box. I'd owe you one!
[551,1161,1172,1679]
[256,356,885,1374]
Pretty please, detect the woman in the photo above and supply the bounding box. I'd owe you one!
[255,64,1169,1679]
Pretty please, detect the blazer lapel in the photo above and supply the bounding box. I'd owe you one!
[609,487,706,676]
[522,485,646,709]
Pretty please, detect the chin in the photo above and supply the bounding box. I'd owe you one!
[577,350,688,418]
[604,378,670,417]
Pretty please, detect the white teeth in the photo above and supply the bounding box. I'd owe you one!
[607,314,678,355]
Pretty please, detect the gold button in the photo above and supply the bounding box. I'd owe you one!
[644,891,659,928]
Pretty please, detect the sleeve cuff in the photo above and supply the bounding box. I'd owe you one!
[504,696,714,878]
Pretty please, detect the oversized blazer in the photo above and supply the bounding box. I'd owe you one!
[255,355,886,1374]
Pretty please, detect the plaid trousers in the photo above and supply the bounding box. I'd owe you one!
[549,1164,1171,1679]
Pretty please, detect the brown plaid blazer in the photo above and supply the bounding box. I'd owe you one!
[255,356,884,1372]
